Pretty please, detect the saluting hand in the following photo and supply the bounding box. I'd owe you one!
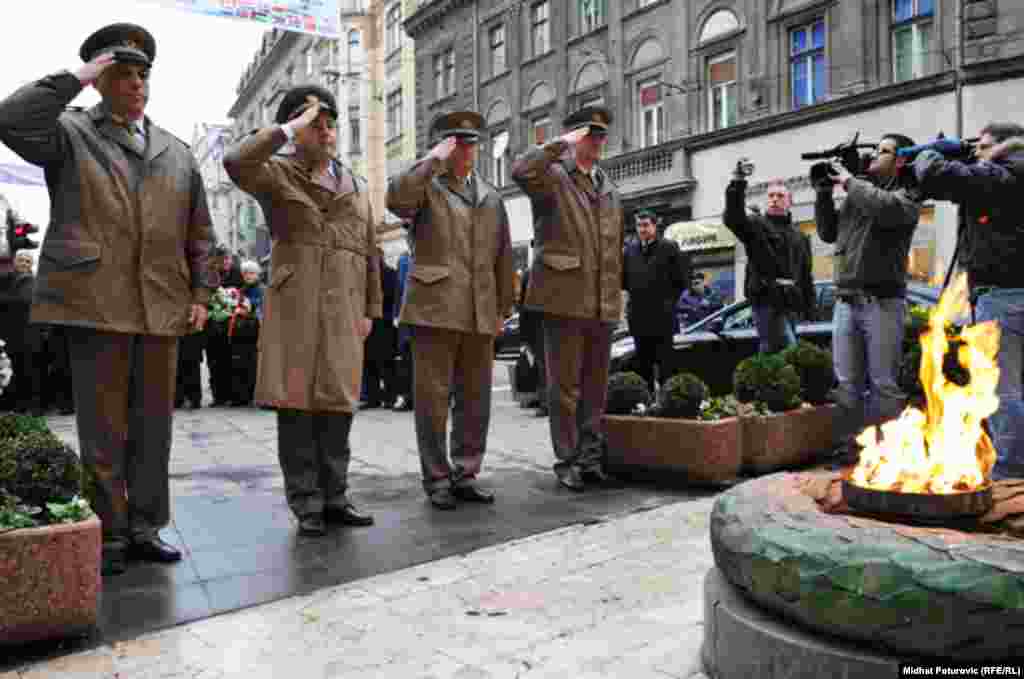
[75,52,116,86]
[559,128,590,146]
[289,101,321,131]
[428,137,457,161]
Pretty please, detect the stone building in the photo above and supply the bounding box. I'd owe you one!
[405,0,1024,303]
[223,4,418,260]
[190,123,235,251]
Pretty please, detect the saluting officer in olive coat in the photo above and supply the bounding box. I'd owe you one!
[511,106,625,492]
[387,112,515,509]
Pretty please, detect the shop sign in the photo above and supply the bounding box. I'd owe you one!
[664,220,737,252]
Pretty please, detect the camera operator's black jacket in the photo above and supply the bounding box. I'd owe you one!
[723,180,814,316]
[913,144,1024,289]
[623,236,690,337]
[814,177,920,298]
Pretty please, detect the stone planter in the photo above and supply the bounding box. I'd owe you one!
[603,415,743,484]
[0,515,102,647]
[741,403,836,474]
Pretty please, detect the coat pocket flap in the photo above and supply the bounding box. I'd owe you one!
[268,264,295,290]
[42,240,101,268]
[409,265,450,285]
[542,253,581,271]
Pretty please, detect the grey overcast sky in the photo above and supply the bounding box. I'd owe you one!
[0,0,271,226]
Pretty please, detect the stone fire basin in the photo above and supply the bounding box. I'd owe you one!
[0,515,101,646]
[708,472,1024,661]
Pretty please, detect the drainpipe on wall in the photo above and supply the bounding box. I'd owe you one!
[955,0,964,138]
[473,1,480,111]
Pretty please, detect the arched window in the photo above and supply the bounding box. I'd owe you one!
[574,62,606,92]
[631,39,664,70]
[699,9,740,43]
[486,100,511,126]
[527,82,555,109]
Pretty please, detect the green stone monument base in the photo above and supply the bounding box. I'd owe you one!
[710,471,1024,660]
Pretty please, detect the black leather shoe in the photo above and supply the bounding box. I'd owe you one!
[101,549,126,576]
[555,465,585,492]
[127,536,182,563]
[324,504,374,526]
[298,514,327,536]
[580,465,616,485]
[428,488,457,510]
[452,482,495,504]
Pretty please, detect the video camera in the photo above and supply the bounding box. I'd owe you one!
[895,132,980,163]
[2,211,39,258]
[801,131,877,182]
[732,157,755,180]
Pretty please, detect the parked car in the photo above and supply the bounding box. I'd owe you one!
[609,280,942,396]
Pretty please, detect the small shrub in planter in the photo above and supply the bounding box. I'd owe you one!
[657,373,709,419]
[733,353,802,413]
[606,371,651,415]
[0,431,81,509]
[780,341,834,405]
[0,412,50,441]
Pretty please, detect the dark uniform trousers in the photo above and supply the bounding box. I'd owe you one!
[543,316,615,472]
[412,325,494,492]
[276,409,354,519]
[633,334,676,395]
[66,328,177,550]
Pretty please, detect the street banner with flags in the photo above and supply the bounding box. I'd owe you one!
[141,0,341,39]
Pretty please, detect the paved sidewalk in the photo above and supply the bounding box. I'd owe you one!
[3,496,716,679]
[2,362,718,676]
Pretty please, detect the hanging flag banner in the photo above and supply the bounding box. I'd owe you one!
[142,0,342,39]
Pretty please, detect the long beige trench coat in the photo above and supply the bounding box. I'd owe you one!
[224,128,382,414]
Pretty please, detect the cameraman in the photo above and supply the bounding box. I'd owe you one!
[814,133,921,461]
[910,122,1024,479]
[723,169,814,353]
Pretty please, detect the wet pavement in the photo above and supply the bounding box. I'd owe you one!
[1,362,715,670]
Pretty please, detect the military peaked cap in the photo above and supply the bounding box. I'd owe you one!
[275,85,339,125]
[563,105,612,133]
[431,111,485,143]
[80,23,156,67]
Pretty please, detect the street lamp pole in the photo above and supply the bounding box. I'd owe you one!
[344,0,386,230]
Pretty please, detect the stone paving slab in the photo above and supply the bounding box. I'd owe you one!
[3,498,716,679]
[2,366,714,673]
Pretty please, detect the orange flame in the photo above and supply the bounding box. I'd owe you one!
[850,273,999,493]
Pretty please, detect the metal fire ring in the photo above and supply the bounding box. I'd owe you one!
[842,479,993,523]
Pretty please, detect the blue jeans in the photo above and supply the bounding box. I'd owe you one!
[832,297,906,447]
[974,288,1024,480]
[752,304,796,354]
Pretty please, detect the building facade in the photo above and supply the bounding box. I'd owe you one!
[223,5,418,260]
[406,0,1024,302]
[190,123,235,251]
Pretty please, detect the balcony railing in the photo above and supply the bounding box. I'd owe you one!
[605,146,675,184]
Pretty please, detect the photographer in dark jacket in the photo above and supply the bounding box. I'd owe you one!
[814,133,921,460]
[622,210,690,394]
[909,122,1024,479]
[724,172,814,354]
[0,206,40,414]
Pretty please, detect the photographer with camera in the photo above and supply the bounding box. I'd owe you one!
[907,122,1024,479]
[723,163,814,354]
[813,133,922,462]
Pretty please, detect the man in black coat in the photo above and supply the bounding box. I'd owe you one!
[724,172,814,353]
[622,210,690,395]
[0,207,40,414]
[363,251,398,408]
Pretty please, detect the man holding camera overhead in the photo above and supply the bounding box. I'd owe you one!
[0,24,220,575]
[812,134,921,463]
[723,163,814,354]
[906,123,1024,479]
